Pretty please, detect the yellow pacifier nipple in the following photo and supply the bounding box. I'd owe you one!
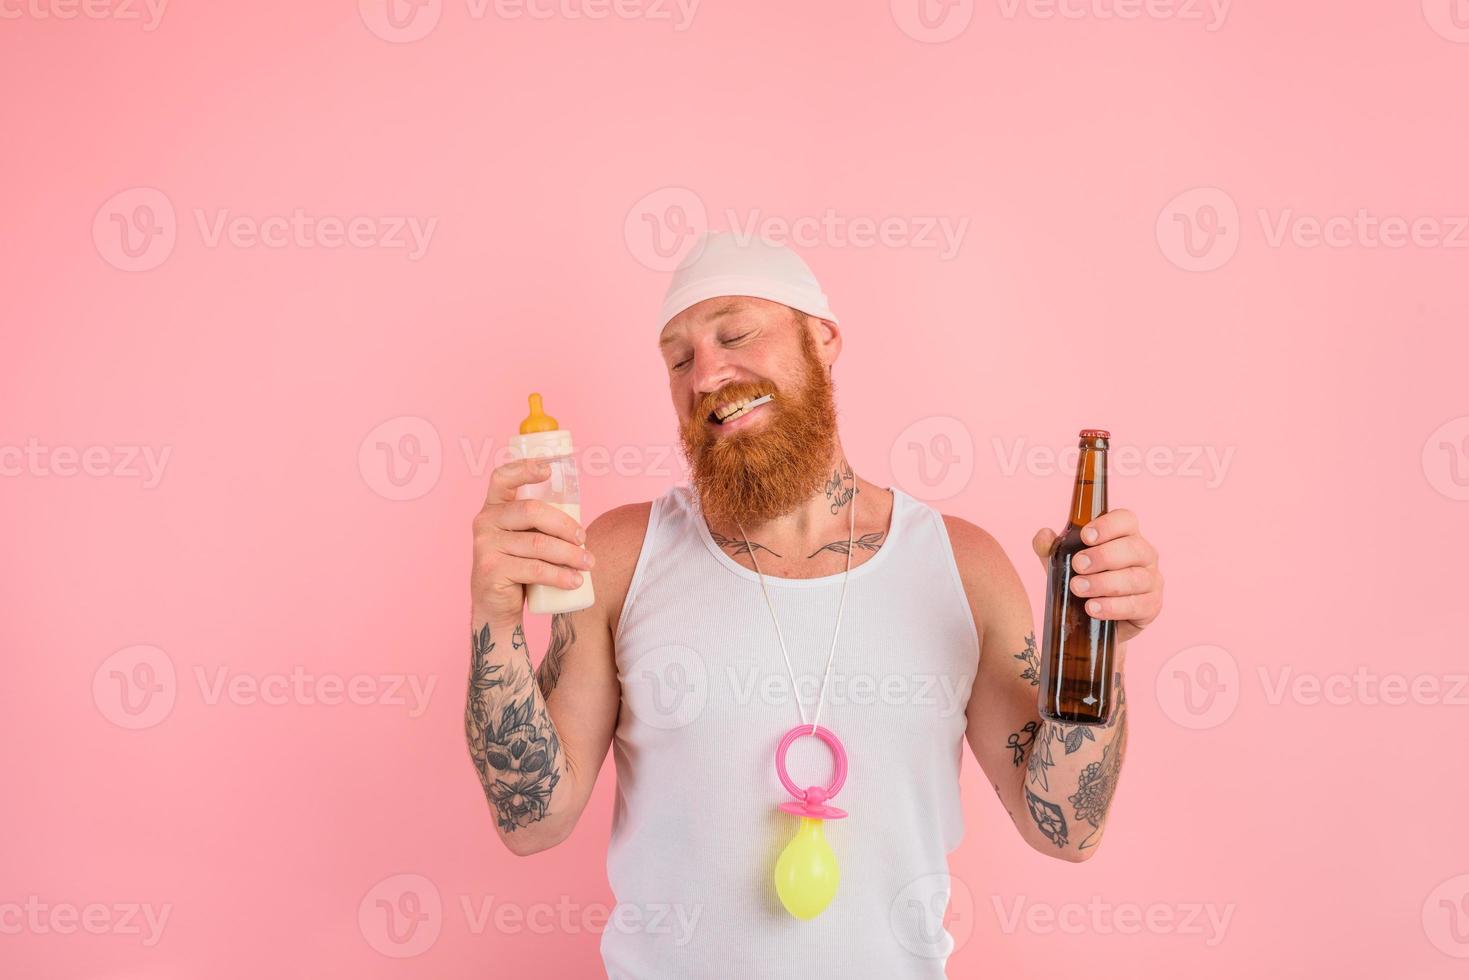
[518,393,559,434]
[774,816,841,920]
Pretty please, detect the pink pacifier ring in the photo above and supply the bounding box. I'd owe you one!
[774,724,849,820]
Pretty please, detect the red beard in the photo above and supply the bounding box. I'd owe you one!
[678,327,838,528]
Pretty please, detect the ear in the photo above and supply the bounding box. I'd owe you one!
[809,317,842,371]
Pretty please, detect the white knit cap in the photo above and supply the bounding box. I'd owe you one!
[657,231,839,329]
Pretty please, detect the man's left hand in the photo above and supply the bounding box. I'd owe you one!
[1031,508,1163,645]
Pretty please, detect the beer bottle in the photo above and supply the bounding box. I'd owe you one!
[1037,429,1116,726]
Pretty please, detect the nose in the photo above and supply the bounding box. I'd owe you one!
[689,345,740,408]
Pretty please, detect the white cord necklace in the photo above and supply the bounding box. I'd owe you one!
[739,478,860,922]
[736,480,857,733]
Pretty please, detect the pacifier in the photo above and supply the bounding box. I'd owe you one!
[772,724,848,920]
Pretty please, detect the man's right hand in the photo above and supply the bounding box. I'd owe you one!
[471,457,596,629]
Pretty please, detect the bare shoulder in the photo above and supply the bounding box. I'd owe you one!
[940,514,1019,581]
[939,513,1031,635]
[586,501,653,634]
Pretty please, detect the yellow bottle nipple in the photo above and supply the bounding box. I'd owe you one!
[518,393,559,434]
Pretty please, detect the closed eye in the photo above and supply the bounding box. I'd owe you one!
[670,331,753,372]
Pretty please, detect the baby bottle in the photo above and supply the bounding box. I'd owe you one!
[508,393,595,616]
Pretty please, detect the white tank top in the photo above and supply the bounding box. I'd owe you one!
[602,483,980,978]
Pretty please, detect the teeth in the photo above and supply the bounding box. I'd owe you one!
[714,394,772,424]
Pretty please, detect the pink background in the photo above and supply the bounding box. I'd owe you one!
[3,1,1467,977]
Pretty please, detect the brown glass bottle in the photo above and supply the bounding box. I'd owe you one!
[1037,429,1116,726]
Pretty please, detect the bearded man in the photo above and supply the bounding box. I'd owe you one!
[465,232,1164,978]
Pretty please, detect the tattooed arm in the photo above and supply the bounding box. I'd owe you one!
[466,457,646,856]
[943,515,1130,861]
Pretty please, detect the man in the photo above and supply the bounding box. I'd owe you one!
[465,232,1164,977]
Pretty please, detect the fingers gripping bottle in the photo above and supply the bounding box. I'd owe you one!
[508,393,595,616]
